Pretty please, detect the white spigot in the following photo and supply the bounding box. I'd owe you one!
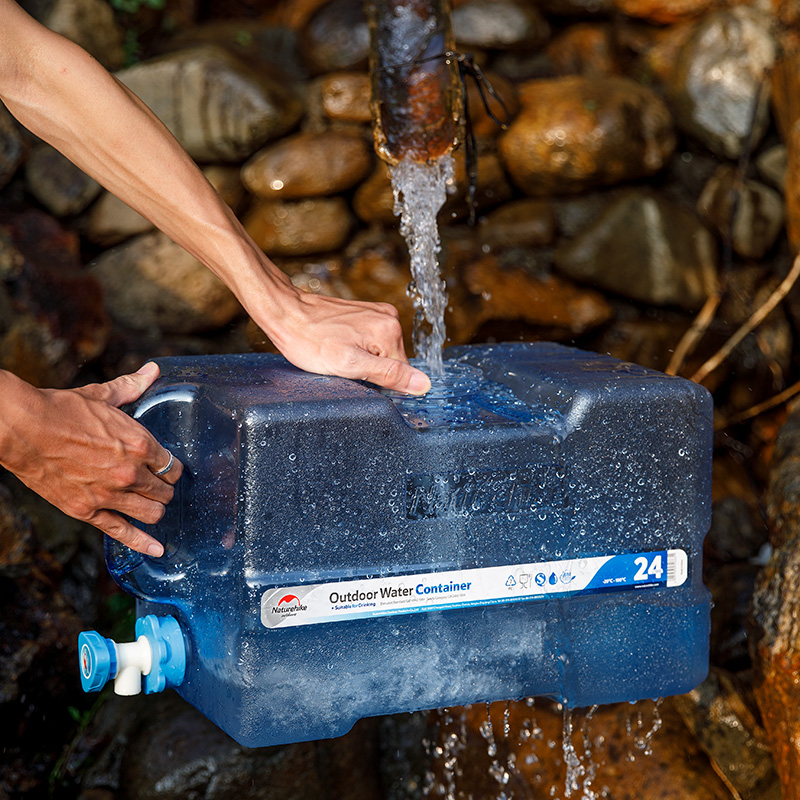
[113,636,154,696]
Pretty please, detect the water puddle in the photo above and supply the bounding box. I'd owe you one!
[390,154,455,376]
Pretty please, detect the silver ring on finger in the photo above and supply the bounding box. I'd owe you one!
[153,451,175,476]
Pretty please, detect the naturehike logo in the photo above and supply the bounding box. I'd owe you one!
[272,594,307,616]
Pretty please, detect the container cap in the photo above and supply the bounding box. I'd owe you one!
[78,631,117,693]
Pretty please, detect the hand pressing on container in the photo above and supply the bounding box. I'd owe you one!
[0,362,181,557]
[0,0,431,397]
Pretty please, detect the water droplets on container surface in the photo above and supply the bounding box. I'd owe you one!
[78,342,712,748]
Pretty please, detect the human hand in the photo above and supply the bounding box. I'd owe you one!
[262,288,432,395]
[0,363,182,556]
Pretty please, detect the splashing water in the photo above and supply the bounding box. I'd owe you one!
[391,154,455,375]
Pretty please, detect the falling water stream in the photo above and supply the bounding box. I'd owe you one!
[390,153,455,375]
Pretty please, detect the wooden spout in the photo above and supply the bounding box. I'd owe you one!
[367,0,462,165]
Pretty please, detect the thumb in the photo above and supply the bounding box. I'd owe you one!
[99,361,161,408]
[364,354,431,395]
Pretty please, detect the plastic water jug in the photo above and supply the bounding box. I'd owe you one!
[78,342,712,748]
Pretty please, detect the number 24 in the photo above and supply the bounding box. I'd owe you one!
[634,555,663,581]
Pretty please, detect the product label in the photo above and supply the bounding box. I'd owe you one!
[260,549,688,629]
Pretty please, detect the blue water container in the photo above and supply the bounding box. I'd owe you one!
[81,342,712,747]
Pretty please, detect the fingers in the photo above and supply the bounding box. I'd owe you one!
[85,361,161,408]
[148,448,184,486]
[89,509,165,557]
[358,353,431,395]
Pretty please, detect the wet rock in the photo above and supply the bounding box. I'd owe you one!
[463,72,519,141]
[84,164,245,247]
[538,0,613,14]
[764,408,800,549]
[83,193,154,247]
[244,197,353,256]
[0,104,24,191]
[299,0,370,75]
[750,532,800,794]
[119,693,381,800]
[242,131,372,200]
[708,564,760,670]
[0,543,85,795]
[0,484,34,578]
[785,119,800,251]
[756,145,788,192]
[26,144,102,218]
[20,0,125,69]
[709,452,768,564]
[159,20,308,81]
[353,162,396,225]
[116,46,303,162]
[477,199,556,247]
[443,150,514,221]
[452,0,550,51]
[543,23,622,77]
[697,165,784,259]
[669,8,776,159]
[318,72,373,123]
[424,700,732,799]
[770,50,800,145]
[553,190,718,310]
[638,19,698,87]
[609,0,716,24]
[462,256,614,334]
[499,76,676,196]
[0,210,109,387]
[90,231,242,334]
[673,669,781,800]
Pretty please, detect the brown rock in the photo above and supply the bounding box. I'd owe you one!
[90,231,242,334]
[444,150,514,221]
[25,144,102,217]
[299,0,370,75]
[499,76,676,196]
[20,0,125,69]
[463,257,613,334]
[0,484,33,578]
[452,0,550,50]
[83,192,153,247]
[353,161,398,225]
[0,104,24,191]
[0,210,109,387]
[771,50,800,145]
[787,120,800,251]
[544,23,622,77]
[765,409,800,549]
[426,700,732,798]
[477,198,556,247]
[319,72,372,122]
[244,197,353,256]
[554,189,717,310]
[117,46,303,162]
[463,71,519,139]
[204,165,246,211]
[672,670,781,800]
[610,0,720,24]
[750,533,800,797]
[241,131,372,199]
[697,164,785,259]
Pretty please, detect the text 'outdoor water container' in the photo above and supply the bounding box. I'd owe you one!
[79,342,712,748]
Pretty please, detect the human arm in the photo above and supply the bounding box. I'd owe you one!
[0,363,181,556]
[0,0,431,394]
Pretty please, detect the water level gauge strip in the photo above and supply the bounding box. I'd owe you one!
[260,549,688,629]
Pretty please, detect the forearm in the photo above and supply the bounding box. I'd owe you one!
[0,3,295,328]
[0,369,41,470]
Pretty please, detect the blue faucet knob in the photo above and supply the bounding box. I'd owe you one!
[78,630,117,693]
